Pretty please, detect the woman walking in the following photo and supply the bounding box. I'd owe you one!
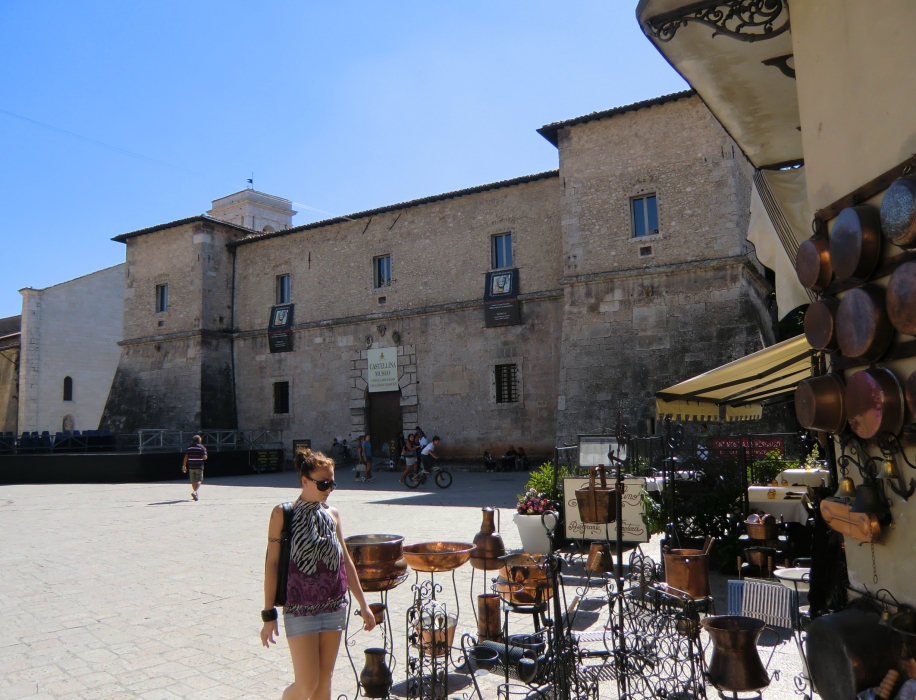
[399,432,419,484]
[261,449,375,700]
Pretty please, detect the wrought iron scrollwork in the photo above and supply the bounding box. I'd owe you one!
[875,433,916,501]
[647,0,790,43]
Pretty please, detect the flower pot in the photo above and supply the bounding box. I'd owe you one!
[513,513,551,554]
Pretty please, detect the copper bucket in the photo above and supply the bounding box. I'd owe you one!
[575,465,616,524]
[701,616,770,692]
[664,548,710,599]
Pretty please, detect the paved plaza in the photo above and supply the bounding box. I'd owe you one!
[1,468,806,700]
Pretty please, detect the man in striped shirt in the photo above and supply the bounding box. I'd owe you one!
[182,435,208,501]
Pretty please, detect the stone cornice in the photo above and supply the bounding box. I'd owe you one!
[558,255,769,288]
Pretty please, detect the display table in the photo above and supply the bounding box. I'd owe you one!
[776,468,830,488]
[747,486,809,523]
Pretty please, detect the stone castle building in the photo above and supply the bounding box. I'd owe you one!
[89,90,776,457]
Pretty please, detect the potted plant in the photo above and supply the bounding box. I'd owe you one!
[513,461,570,553]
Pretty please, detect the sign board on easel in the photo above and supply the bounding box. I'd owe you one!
[563,476,649,543]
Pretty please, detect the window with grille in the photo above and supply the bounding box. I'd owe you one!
[374,255,392,288]
[631,194,659,238]
[494,364,519,403]
[63,376,73,402]
[491,233,513,269]
[273,381,290,414]
[155,284,169,312]
[276,274,291,304]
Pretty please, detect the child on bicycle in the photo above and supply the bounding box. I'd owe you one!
[419,436,440,474]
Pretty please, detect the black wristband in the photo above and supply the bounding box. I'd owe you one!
[261,608,278,622]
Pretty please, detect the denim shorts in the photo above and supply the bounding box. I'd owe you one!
[284,607,348,638]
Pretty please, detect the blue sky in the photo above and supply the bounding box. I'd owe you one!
[0,1,686,319]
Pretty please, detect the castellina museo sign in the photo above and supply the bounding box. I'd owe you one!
[367,348,399,393]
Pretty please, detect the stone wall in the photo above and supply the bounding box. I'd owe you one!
[0,345,18,434]
[17,265,125,434]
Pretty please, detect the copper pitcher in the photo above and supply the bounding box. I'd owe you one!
[470,507,506,570]
[360,648,392,698]
[585,542,613,574]
[701,616,770,692]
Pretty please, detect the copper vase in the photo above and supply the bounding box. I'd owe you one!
[360,648,392,698]
[477,593,502,641]
[701,616,770,692]
[470,507,506,570]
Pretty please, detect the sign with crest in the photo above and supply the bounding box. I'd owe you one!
[367,347,399,392]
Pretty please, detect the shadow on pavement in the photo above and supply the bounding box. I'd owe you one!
[147,500,189,506]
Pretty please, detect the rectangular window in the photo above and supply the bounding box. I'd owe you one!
[494,364,519,404]
[276,274,291,304]
[491,233,513,269]
[273,381,290,414]
[631,194,659,238]
[155,284,169,312]
[374,255,392,288]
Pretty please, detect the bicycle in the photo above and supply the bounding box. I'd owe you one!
[404,461,452,489]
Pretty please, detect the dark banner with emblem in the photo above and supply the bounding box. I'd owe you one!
[268,304,294,353]
[484,269,521,327]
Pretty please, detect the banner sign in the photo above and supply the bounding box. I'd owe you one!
[484,268,521,327]
[367,347,399,392]
[268,304,294,353]
[563,476,649,543]
[710,437,785,460]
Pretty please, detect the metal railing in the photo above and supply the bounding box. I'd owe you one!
[137,429,283,453]
[0,429,283,455]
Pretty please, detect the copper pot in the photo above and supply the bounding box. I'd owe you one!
[836,285,894,361]
[360,648,392,698]
[795,374,847,434]
[663,548,710,599]
[804,298,840,351]
[356,558,409,592]
[886,261,916,335]
[496,553,553,605]
[796,236,833,290]
[585,542,613,574]
[880,176,916,249]
[830,205,882,282]
[846,368,905,439]
[367,602,387,625]
[702,616,770,692]
[470,507,506,571]
[346,534,404,565]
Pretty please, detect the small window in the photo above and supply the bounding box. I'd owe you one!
[494,364,519,404]
[639,245,653,257]
[63,376,73,402]
[273,381,290,414]
[276,274,291,304]
[374,255,392,288]
[631,194,659,238]
[491,233,513,269]
[155,284,169,312]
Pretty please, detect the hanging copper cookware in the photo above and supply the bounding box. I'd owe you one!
[795,374,847,434]
[836,285,894,361]
[905,370,916,416]
[880,176,916,249]
[830,205,882,282]
[845,368,905,439]
[796,236,833,290]
[804,298,840,351]
[886,261,916,335]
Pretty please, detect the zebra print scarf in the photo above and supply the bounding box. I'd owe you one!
[290,499,342,575]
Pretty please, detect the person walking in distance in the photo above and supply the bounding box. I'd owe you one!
[360,433,374,482]
[261,449,375,700]
[419,436,441,474]
[400,432,419,484]
[182,435,207,501]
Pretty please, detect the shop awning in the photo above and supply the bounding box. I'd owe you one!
[655,335,815,422]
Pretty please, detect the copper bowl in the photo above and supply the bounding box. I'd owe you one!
[345,534,404,565]
[358,571,410,593]
[846,368,905,439]
[402,542,474,572]
[830,205,882,282]
[795,374,847,434]
[796,237,833,291]
[836,286,894,361]
[368,602,387,625]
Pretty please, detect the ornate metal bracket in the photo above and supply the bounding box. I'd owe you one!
[876,434,916,501]
[647,0,790,43]
[838,434,878,483]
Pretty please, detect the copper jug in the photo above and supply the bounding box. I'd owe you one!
[360,648,392,698]
[470,507,506,570]
[701,616,770,692]
[585,542,613,574]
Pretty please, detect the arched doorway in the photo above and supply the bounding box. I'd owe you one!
[366,390,403,461]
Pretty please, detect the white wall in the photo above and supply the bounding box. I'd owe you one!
[18,264,125,434]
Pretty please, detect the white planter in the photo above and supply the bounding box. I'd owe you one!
[513,512,551,554]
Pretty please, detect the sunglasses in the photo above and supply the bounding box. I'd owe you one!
[307,476,337,492]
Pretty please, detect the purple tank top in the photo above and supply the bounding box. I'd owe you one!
[284,500,348,617]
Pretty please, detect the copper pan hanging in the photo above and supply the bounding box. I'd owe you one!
[880,176,916,249]
[829,205,882,282]
[836,285,894,361]
[886,261,916,336]
[796,236,833,291]
[905,369,916,416]
[795,374,847,434]
[804,298,840,351]
[845,368,905,439]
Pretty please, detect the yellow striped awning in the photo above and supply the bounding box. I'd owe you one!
[655,335,815,423]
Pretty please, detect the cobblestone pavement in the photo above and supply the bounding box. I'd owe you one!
[1,467,808,700]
